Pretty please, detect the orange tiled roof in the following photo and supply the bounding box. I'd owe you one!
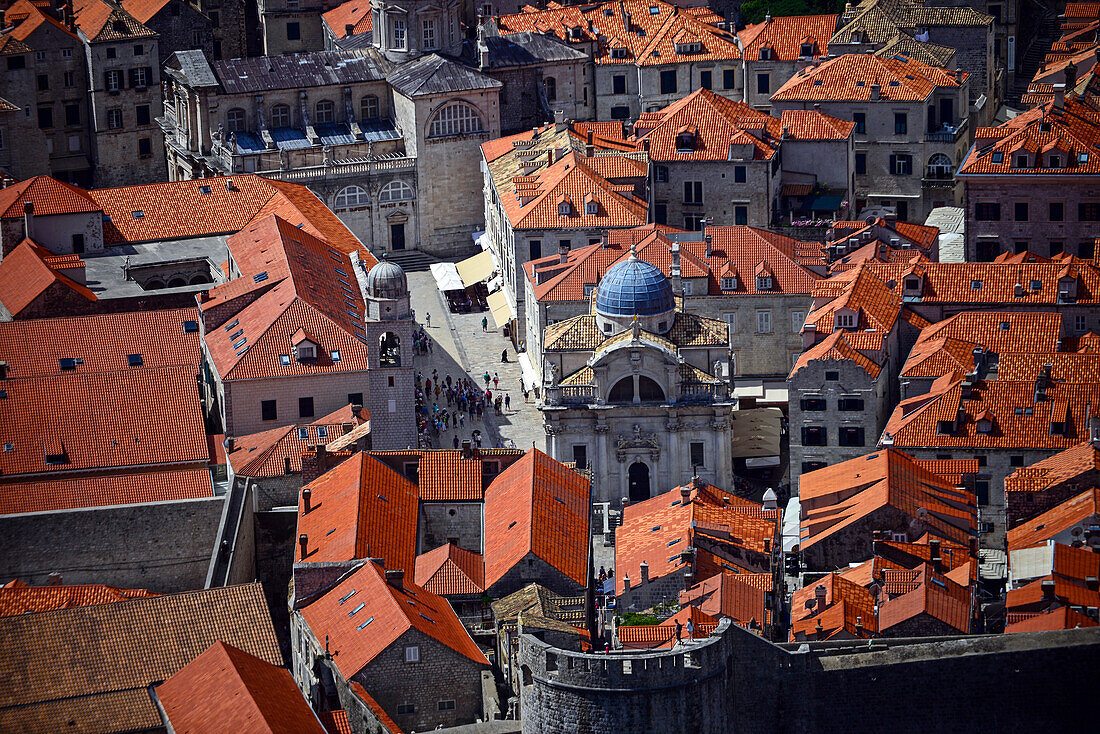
[296,452,419,572]
[0,175,99,218]
[1005,442,1100,494]
[0,365,209,478]
[617,606,719,648]
[0,468,213,515]
[778,109,856,140]
[156,641,326,734]
[483,449,590,590]
[634,88,781,161]
[790,329,884,379]
[72,0,155,40]
[615,481,777,595]
[418,450,485,501]
[878,563,971,633]
[300,561,488,681]
[6,0,80,41]
[1006,488,1100,552]
[497,0,741,67]
[414,543,485,596]
[679,571,769,626]
[0,581,155,617]
[0,239,97,316]
[119,0,173,24]
[0,583,281,734]
[772,52,965,102]
[321,0,372,37]
[0,306,201,378]
[959,97,1100,176]
[799,449,978,550]
[1005,605,1099,632]
[739,14,837,60]
[227,418,360,479]
[790,572,877,640]
[318,710,354,734]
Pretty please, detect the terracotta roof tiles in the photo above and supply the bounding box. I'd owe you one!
[1006,488,1100,552]
[0,239,97,316]
[960,98,1100,176]
[1005,605,1099,632]
[0,468,213,515]
[414,543,485,596]
[634,88,780,161]
[322,0,372,37]
[1005,442,1100,495]
[772,53,965,102]
[0,581,156,617]
[739,14,837,60]
[790,572,877,640]
[0,176,99,218]
[418,450,486,501]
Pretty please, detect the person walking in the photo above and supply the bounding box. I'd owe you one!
[483,371,491,387]
[504,393,511,412]
[425,312,431,328]
[674,620,683,646]
[501,349,508,363]
[482,316,488,331]
[492,372,499,389]
[686,618,695,640]
[452,434,460,449]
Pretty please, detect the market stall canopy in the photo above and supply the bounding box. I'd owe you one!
[457,250,495,288]
[730,407,782,458]
[487,289,513,328]
[430,262,464,292]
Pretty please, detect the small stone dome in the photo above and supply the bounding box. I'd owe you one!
[365,254,407,299]
[595,248,675,317]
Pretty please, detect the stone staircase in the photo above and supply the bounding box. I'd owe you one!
[382,249,439,272]
[1008,9,1061,106]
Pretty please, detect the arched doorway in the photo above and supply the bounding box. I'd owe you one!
[628,461,650,502]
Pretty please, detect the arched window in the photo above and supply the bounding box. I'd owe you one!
[379,332,401,367]
[379,180,414,202]
[428,102,484,137]
[608,377,634,403]
[168,277,187,288]
[145,279,165,290]
[315,100,335,124]
[543,76,557,101]
[226,108,246,132]
[927,153,953,180]
[361,95,379,120]
[638,376,664,402]
[270,103,291,128]
[334,185,370,210]
[189,273,212,285]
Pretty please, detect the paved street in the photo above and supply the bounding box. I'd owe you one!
[408,269,546,453]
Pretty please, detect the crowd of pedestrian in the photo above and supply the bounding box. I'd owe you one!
[415,367,514,449]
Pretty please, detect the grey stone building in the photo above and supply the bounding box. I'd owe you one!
[738,12,840,111]
[123,0,216,63]
[771,53,970,223]
[183,0,252,59]
[957,93,1100,261]
[161,48,501,258]
[539,251,734,503]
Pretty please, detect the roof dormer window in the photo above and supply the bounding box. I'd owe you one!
[584,195,598,215]
[991,151,1004,163]
[297,343,316,361]
[558,196,573,215]
[676,126,696,152]
[756,276,772,291]
[675,40,702,55]
[1014,154,1028,168]
[903,277,921,292]
[835,311,855,329]
[721,276,738,290]
[1048,155,1060,168]
[611,46,629,59]
[800,42,814,57]
[759,46,771,60]
[976,417,993,434]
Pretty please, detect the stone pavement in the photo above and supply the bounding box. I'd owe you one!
[408,270,547,453]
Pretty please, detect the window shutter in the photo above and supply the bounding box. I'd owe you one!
[889,154,897,173]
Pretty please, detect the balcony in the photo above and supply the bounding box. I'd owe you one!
[925,116,969,143]
[678,382,728,403]
[921,175,957,189]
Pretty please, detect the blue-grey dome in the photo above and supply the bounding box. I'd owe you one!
[595,252,674,316]
[365,254,407,299]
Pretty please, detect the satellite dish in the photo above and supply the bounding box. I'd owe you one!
[1072,527,1083,537]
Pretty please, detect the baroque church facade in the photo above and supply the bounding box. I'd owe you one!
[539,249,736,504]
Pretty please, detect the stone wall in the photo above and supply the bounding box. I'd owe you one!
[0,497,225,592]
[223,370,371,437]
[487,552,586,600]
[652,157,774,229]
[1007,467,1100,529]
[420,502,483,554]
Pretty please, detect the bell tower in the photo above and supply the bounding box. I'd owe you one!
[363,255,417,450]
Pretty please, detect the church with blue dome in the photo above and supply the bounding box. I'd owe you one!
[538,245,736,505]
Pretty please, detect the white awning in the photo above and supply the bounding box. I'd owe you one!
[457,250,496,287]
[731,407,782,458]
[518,352,541,391]
[429,262,464,292]
[487,289,513,328]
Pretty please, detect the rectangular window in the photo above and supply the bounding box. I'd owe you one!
[734,206,747,225]
[610,106,630,120]
[894,113,907,135]
[825,370,839,381]
[72,234,84,253]
[129,67,151,88]
[1014,202,1029,221]
[1049,202,1064,221]
[422,19,436,50]
[689,442,705,468]
[7,56,26,70]
[837,397,864,411]
[693,69,709,90]
[802,461,827,473]
[855,152,866,175]
[1009,455,1024,467]
[348,392,363,406]
[852,112,866,134]
[975,481,990,505]
[37,106,53,129]
[757,310,772,333]
[405,645,419,662]
[684,214,704,231]
[734,166,746,183]
[261,400,277,421]
[1079,202,1100,221]
[298,396,315,418]
[800,398,826,411]
[723,68,736,89]
[839,426,865,446]
[438,700,456,711]
[653,203,667,224]
[135,104,150,126]
[660,70,677,94]
[654,165,668,182]
[529,239,542,260]
[572,445,587,471]
[791,310,805,333]
[65,104,80,126]
[107,109,123,129]
[801,426,827,446]
[37,74,49,91]
[683,181,703,204]
[975,202,1001,221]
[396,704,415,715]
[1075,315,1088,333]
[138,137,151,156]
[105,70,123,91]
[287,21,301,41]
[612,75,626,94]
[64,71,75,88]
[889,154,912,175]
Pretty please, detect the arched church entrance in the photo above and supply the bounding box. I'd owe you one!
[628,461,651,502]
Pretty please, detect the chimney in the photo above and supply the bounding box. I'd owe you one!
[680,485,691,503]
[461,439,473,458]
[623,573,631,591]
[929,539,942,571]
[854,616,864,635]
[0,361,7,380]
[586,129,594,157]
[1087,576,1098,591]
[870,83,881,100]
[559,242,570,264]
[815,584,827,610]
[385,568,405,590]
[639,561,649,584]
[284,455,292,474]
[1041,578,1056,600]
[782,126,790,139]
[23,201,33,240]
[302,487,312,512]
[46,572,62,586]
[802,322,817,349]
[299,533,309,557]
[1089,416,1100,447]
[1054,83,1066,108]
[546,150,553,167]
[1064,61,1078,92]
